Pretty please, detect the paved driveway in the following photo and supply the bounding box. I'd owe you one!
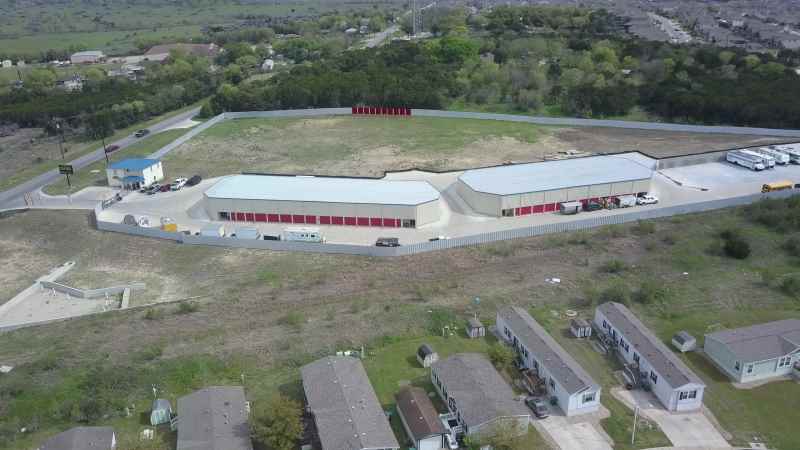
[534,413,613,450]
[613,388,730,449]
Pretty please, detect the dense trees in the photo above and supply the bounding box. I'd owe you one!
[251,394,302,450]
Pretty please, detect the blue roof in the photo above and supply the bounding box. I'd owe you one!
[122,175,144,182]
[205,175,440,206]
[109,158,159,171]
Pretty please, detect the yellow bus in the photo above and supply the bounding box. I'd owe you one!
[761,181,794,193]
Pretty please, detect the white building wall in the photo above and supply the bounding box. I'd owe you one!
[495,313,601,416]
[594,308,703,412]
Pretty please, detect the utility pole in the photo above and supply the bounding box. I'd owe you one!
[102,134,109,165]
[412,0,418,37]
[55,121,65,160]
[631,405,639,445]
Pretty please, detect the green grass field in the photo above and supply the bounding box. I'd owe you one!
[164,115,547,179]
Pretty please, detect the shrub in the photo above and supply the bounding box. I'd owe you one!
[488,343,515,370]
[780,275,800,299]
[596,282,631,305]
[632,221,656,235]
[175,301,199,314]
[278,312,305,329]
[633,280,669,305]
[599,259,629,274]
[142,308,163,320]
[783,236,800,258]
[251,394,303,450]
[661,234,678,246]
[721,230,751,259]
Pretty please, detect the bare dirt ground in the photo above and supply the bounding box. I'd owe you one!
[162,116,790,180]
[0,128,62,181]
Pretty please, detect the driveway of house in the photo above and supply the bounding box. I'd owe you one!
[533,412,613,450]
[613,388,730,449]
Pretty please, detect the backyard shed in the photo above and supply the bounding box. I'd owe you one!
[416,344,439,368]
[465,317,485,339]
[570,318,592,338]
[150,399,172,426]
[672,331,697,353]
[395,387,447,450]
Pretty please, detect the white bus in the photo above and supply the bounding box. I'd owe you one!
[740,149,775,168]
[752,147,790,165]
[726,150,765,171]
[283,227,325,243]
[770,144,800,164]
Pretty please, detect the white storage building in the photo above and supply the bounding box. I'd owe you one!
[456,156,652,217]
[204,174,441,228]
[106,159,163,190]
[70,50,106,64]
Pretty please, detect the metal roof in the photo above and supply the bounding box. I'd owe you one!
[72,50,104,57]
[39,427,115,450]
[432,353,530,428]
[301,356,399,450]
[498,306,599,395]
[205,175,440,206]
[458,155,652,196]
[395,387,445,442]
[705,319,800,363]
[673,331,695,345]
[108,158,159,171]
[467,317,484,329]
[176,386,253,450]
[598,303,704,389]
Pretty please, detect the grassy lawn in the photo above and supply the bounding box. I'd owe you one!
[163,115,547,179]
[43,129,191,195]
[0,101,202,193]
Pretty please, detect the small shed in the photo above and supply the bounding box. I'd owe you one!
[465,317,485,339]
[200,224,225,237]
[570,318,592,338]
[150,399,172,426]
[671,331,697,353]
[416,344,439,368]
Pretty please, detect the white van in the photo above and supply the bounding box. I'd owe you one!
[283,227,325,243]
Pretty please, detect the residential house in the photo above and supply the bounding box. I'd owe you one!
[38,426,116,450]
[595,302,705,411]
[301,356,400,450]
[70,51,106,64]
[704,319,800,383]
[416,343,438,368]
[176,386,252,450]
[431,353,530,439]
[106,158,163,190]
[395,386,447,450]
[497,306,601,416]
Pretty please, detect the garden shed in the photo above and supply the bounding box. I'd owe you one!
[416,344,439,368]
[465,318,485,339]
[150,399,172,426]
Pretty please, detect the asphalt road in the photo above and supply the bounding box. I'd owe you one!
[0,107,200,210]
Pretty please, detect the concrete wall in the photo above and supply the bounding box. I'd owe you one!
[655,151,728,170]
[39,280,145,299]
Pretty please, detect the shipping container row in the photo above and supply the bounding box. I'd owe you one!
[217,211,417,228]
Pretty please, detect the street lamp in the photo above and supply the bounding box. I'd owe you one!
[102,134,109,165]
[55,121,65,160]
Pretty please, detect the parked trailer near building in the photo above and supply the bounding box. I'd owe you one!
[741,149,775,168]
[283,227,325,242]
[726,150,765,171]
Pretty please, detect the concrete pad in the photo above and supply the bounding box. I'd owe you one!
[535,414,612,450]
[613,388,730,449]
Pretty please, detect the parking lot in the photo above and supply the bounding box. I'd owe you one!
[95,153,800,247]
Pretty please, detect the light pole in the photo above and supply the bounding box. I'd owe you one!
[102,134,109,165]
[55,121,65,160]
[631,405,639,445]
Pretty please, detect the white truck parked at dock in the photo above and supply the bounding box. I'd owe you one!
[752,147,790,165]
[283,227,325,243]
[770,144,800,164]
[726,150,765,171]
[740,149,775,168]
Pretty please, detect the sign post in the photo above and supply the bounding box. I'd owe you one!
[59,164,74,188]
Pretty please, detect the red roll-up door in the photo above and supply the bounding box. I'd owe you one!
[345,217,357,226]
[351,106,356,114]
[319,216,331,225]
[356,217,369,226]
[332,216,344,225]
[532,205,544,214]
[515,208,521,216]
[245,212,254,222]
[255,213,267,222]
[545,203,556,212]
[406,107,412,116]
[370,217,382,226]
[292,215,305,224]
[280,214,292,223]
[267,214,279,223]
[369,107,376,115]
[382,218,395,227]
[235,212,246,221]
[305,215,317,224]
[521,206,532,215]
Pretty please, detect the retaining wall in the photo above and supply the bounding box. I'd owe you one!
[39,281,145,299]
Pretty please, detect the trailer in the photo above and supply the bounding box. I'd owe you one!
[726,150,765,171]
[740,149,775,168]
[283,227,325,243]
[614,195,637,208]
[770,145,800,164]
[559,201,582,215]
[200,223,225,237]
[753,147,790,165]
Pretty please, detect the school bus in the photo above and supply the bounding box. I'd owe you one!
[761,180,794,193]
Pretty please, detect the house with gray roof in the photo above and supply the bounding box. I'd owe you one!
[301,356,399,450]
[38,426,116,450]
[176,386,252,450]
[431,353,530,439]
[704,319,800,383]
[497,306,601,416]
[595,302,705,412]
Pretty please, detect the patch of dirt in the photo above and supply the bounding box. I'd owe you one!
[0,127,60,180]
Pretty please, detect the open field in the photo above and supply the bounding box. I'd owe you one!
[2,197,800,448]
[0,100,203,193]
[162,116,791,181]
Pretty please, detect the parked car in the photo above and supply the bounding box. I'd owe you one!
[159,184,171,192]
[104,144,120,153]
[185,174,202,187]
[171,177,188,191]
[444,433,459,450]
[429,235,450,241]
[637,194,659,205]
[525,397,550,419]
[375,237,400,247]
[134,129,150,138]
[146,184,161,195]
[583,201,602,212]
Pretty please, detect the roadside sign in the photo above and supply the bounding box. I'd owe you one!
[58,164,74,175]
